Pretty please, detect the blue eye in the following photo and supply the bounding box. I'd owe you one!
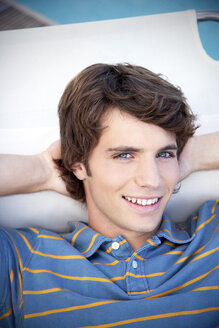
[157,151,174,159]
[115,153,132,159]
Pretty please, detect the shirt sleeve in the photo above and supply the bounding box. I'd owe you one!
[188,200,219,239]
[0,227,39,327]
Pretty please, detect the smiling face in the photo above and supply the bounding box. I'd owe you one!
[73,108,179,250]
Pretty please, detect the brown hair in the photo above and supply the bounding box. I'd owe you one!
[57,63,197,202]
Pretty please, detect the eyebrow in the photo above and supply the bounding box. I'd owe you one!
[107,147,143,153]
[158,144,178,152]
[106,144,178,153]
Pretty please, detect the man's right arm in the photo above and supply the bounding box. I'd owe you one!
[1,132,219,197]
[0,141,69,196]
[178,132,219,181]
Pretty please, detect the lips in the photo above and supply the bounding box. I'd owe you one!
[123,196,159,206]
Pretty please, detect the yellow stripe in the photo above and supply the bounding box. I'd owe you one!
[163,241,176,248]
[194,214,216,235]
[192,286,219,292]
[163,220,188,234]
[93,257,131,266]
[174,244,206,265]
[111,271,164,282]
[161,229,184,242]
[23,288,68,295]
[23,267,112,283]
[199,200,208,208]
[93,260,120,266]
[0,306,12,320]
[71,226,88,246]
[17,231,85,260]
[190,246,219,264]
[133,252,147,261]
[162,221,187,233]
[0,268,13,321]
[164,250,184,255]
[173,222,187,231]
[191,215,198,221]
[24,300,120,319]
[37,235,64,240]
[81,233,100,254]
[81,307,219,328]
[146,265,219,299]
[29,228,39,234]
[105,240,127,253]
[212,199,219,214]
[6,232,23,271]
[147,239,158,247]
[175,225,219,265]
[105,240,127,254]
[18,271,23,309]
[127,289,153,295]
[10,269,14,284]
[6,232,23,308]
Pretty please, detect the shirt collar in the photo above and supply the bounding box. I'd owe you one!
[156,214,195,244]
[64,222,112,258]
[64,214,194,258]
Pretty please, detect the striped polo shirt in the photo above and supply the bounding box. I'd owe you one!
[0,200,219,327]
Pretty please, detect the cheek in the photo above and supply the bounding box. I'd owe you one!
[98,172,128,192]
[95,162,133,188]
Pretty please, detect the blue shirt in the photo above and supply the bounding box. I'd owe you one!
[0,200,219,327]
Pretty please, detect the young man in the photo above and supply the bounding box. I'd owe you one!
[0,64,219,327]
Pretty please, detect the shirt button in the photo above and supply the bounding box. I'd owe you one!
[112,242,120,250]
[132,260,138,269]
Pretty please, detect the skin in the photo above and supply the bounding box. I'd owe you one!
[73,108,179,251]
[1,133,218,198]
[0,141,67,196]
[0,112,217,250]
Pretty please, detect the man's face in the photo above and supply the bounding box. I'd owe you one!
[74,108,179,248]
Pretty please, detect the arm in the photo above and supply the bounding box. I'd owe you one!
[1,133,218,195]
[0,141,69,196]
[179,132,219,181]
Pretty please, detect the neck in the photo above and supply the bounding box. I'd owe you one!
[88,219,158,251]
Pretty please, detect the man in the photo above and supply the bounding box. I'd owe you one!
[0,63,219,327]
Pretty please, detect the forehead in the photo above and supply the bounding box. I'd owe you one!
[98,108,176,148]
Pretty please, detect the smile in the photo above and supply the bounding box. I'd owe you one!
[123,196,159,206]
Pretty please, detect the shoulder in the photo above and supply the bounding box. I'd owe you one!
[193,200,219,223]
[0,227,43,318]
[0,227,65,266]
[187,200,219,239]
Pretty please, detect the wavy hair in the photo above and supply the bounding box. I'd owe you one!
[57,63,197,202]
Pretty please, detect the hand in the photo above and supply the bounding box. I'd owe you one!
[178,137,194,182]
[178,132,219,182]
[0,140,70,196]
[40,140,70,196]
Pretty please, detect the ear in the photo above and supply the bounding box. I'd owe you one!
[71,163,88,180]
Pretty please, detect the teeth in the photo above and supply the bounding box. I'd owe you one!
[124,196,158,206]
[142,199,147,206]
[147,199,152,205]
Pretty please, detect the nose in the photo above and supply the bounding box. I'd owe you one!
[134,157,161,189]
